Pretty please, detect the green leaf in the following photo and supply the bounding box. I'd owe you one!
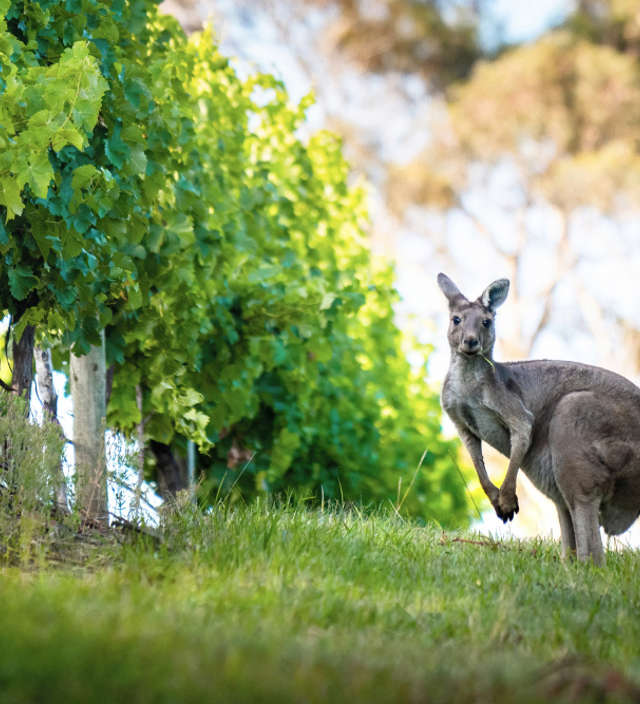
[105,123,129,169]
[32,221,58,259]
[8,266,37,301]
[129,145,147,175]
[70,205,95,234]
[54,285,77,309]
[320,293,336,310]
[27,153,53,198]
[52,127,84,152]
[71,164,99,192]
[60,230,84,258]
[126,284,143,310]
[1,179,24,220]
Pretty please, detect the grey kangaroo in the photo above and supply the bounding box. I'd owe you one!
[438,273,640,564]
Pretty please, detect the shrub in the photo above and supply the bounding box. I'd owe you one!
[0,394,66,563]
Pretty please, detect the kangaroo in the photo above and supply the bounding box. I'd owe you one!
[438,273,640,564]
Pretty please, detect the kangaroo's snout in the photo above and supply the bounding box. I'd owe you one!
[462,336,479,353]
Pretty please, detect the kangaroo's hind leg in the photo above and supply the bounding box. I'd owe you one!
[554,456,603,563]
[572,499,604,564]
[554,456,604,565]
[549,392,609,565]
[555,502,576,560]
[552,458,605,564]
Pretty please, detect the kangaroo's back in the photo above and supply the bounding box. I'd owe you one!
[499,358,640,417]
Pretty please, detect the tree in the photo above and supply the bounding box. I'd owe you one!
[1,0,210,520]
[567,0,640,55]
[292,0,486,87]
[34,346,68,513]
[0,31,107,408]
[2,0,472,526]
[70,331,107,524]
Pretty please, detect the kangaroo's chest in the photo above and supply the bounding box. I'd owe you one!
[467,404,511,457]
[447,390,512,458]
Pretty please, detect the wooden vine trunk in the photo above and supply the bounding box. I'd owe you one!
[70,331,108,526]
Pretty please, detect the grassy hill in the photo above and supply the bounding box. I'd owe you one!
[2,502,640,703]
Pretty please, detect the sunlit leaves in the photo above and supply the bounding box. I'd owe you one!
[0,39,107,219]
[0,1,191,348]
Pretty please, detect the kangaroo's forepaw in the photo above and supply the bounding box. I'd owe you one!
[495,491,519,523]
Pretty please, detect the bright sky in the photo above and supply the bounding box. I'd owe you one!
[487,0,574,44]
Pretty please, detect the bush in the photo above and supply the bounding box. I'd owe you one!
[0,394,66,563]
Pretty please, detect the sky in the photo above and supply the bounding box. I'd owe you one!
[486,0,574,44]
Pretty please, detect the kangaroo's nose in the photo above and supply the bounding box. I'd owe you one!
[464,337,479,349]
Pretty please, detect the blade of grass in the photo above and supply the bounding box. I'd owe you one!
[395,448,428,514]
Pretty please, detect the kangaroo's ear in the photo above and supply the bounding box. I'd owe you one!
[479,279,509,311]
[437,273,466,305]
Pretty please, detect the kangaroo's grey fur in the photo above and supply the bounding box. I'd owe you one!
[438,273,640,564]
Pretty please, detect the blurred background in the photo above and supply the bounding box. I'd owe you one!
[158,0,640,544]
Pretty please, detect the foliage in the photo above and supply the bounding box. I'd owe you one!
[383,0,640,221]
[565,0,640,55]
[199,265,468,525]
[1,0,470,524]
[451,33,640,206]
[2,504,640,703]
[1,0,129,337]
[1,0,218,438]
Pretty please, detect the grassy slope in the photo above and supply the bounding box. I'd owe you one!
[2,503,640,704]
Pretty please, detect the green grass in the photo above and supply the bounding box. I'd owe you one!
[2,502,640,703]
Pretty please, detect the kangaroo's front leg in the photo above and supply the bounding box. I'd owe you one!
[496,433,527,521]
[494,402,534,522]
[455,424,501,510]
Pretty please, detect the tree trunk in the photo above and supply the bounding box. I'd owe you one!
[11,324,35,412]
[150,440,187,500]
[70,331,108,527]
[34,346,69,514]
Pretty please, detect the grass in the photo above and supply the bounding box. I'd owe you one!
[2,500,640,703]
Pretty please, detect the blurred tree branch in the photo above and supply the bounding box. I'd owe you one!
[303,0,488,88]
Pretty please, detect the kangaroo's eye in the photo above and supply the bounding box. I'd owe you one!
[482,318,492,328]
[452,316,461,326]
